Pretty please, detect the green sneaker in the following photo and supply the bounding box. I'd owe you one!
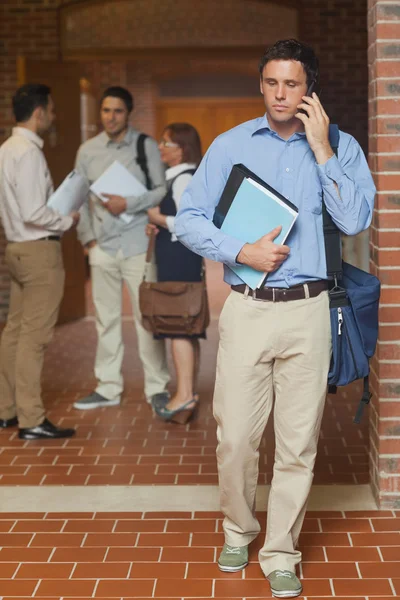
[267,570,302,598]
[218,543,248,572]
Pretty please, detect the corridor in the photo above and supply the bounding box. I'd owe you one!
[0,261,398,599]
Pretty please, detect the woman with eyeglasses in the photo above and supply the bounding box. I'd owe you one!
[146,123,206,424]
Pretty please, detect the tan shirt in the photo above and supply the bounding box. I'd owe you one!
[0,127,72,242]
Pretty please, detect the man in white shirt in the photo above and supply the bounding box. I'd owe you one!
[73,86,170,411]
[0,83,80,440]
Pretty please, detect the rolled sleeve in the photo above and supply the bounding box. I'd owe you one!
[316,135,376,235]
[317,154,345,187]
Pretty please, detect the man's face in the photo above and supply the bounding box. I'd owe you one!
[100,96,130,137]
[260,59,308,124]
[37,96,55,135]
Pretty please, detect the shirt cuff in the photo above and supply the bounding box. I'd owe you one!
[125,195,137,214]
[218,235,246,268]
[166,216,178,242]
[78,228,96,247]
[60,215,74,232]
[316,154,344,186]
[166,216,175,233]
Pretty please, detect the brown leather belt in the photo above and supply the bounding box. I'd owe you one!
[231,280,328,302]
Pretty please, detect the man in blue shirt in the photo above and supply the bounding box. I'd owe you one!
[175,39,375,598]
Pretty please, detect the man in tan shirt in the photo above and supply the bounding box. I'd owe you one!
[74,87,169,411]
[0,83,80,440]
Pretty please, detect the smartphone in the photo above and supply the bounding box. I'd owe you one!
[298,80,321,115]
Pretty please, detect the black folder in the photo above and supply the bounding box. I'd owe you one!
[213,163,298,229]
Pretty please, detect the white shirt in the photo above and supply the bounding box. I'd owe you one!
[165,162,196,240]
[0,127,72,242]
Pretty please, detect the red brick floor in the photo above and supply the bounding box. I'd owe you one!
[0,511,399,598]
[0,261,369,486]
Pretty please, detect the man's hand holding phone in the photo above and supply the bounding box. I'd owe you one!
[295,88,334,165]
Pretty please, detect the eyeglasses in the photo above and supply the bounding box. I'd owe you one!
[159,140,179,148]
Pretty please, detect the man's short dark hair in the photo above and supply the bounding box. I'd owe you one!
[259,39,319,86]
[12,84,51,123]
[101,86,134,113]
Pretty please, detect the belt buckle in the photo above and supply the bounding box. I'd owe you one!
[251,289,265,302]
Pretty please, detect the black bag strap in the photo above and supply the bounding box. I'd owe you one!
[136,133,152,190]
[322,124,342,282]
[353,376,372,424]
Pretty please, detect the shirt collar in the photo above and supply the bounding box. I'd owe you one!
[12,127,44,149]
[102,126,135,147]
[166,162,196,181]
[252,113,306,141]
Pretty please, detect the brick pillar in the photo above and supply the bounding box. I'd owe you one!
[368,0,400,508]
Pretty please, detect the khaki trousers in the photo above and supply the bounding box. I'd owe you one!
[0,241,65,428]
[89,245,170,402]
[214,289,332,575]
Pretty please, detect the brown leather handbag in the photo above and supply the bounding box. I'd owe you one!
[139,231,210,336]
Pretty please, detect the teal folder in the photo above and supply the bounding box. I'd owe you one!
[220,175,298,289]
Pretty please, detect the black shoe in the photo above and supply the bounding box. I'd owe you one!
[18,418,76,440]
[0,416,18,428]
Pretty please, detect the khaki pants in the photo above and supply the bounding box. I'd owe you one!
[89,245,170,402]
[214,289,332,575]
[0,240,65,428]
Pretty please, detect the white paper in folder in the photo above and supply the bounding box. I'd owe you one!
[90,160,147,224]
[47,170,89,215]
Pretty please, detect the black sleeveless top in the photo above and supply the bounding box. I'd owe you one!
[155,169,202,283]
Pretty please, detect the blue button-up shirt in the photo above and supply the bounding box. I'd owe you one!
[175,115,375,288]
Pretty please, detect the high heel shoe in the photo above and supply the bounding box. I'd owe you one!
[154,398,199,424]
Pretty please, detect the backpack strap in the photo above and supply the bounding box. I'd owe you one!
[136,133,152,190]
[322,124,342,282]
[323,125,342,399]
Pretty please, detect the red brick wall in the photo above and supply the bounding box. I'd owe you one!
[61,0,297,51]
[0,0,60,142]
[301,0,369,154]
[368,0,400,508]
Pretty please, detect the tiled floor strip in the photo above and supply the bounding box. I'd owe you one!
[0,484,377,512]
[0,511,398,598]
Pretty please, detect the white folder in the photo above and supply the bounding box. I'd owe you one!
[90,160,147,224]
[47,170,89,216]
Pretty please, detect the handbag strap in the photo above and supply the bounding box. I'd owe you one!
[322,124,342,283]
[143,229,156,282]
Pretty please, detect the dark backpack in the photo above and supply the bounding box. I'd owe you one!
[136,133,152,190]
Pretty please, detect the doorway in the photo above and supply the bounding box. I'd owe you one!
[17,57,87,324]
[156,97,265,152]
